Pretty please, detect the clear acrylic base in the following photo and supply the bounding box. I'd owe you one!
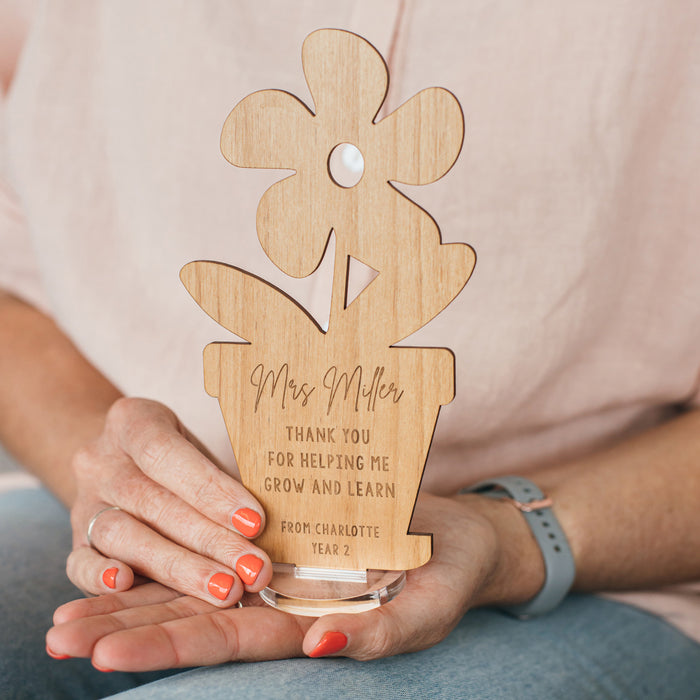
[259,564,406,616]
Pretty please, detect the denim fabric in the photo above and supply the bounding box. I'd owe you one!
[109,596,700,700]
[3,487,699,700]
[0,487,176,700]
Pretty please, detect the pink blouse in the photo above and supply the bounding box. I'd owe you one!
[1,0,699,641]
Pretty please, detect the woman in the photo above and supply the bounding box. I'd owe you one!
[1,2,699,697]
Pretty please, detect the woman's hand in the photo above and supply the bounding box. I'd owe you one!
[47,492,544,668]
[67,397,272,607]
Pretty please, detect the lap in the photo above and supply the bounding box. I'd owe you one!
[2,485,699,700]
[0,485,174,700]
[110,591,700,699]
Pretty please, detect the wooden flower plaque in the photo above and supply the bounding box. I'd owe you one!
[181,29,475,612]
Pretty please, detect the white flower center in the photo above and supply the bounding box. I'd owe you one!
[328,143,364,188]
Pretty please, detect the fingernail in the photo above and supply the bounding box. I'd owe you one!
[232,508,262,537]
[46,645,71,660]
[308,631,348,658]
[92,662,114,672]
[208,572,235,600]
[102,567,118,589]
[235,554,263,586]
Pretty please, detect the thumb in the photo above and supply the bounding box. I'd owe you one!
[302,590,455,661]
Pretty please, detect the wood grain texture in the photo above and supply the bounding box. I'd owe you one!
[182,29,475,571]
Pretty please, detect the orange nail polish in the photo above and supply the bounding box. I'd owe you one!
[92,662,114,672]
[232,508,261,538]
[208,572,234,600]
[46,645,71,660]
[309,631,348,658]
[102,567,118,589]
[235,554,263,586]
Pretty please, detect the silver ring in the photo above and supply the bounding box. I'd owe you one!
[237,600,244,609]
[86,506,122,547]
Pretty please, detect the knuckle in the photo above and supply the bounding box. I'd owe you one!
[354,611,407,660]
[65,549,80,582]
[108,397,177,429]
[200,529,242,562]
[189,470,220,509]
[90,511,126,552]
[109,468,147,506]
[209,612,241,658]
[107,397,177,440]
[106,396,140,428]
[194,525,224,559]
[138,431,178,476]
[141,491,181,534]
[127,472,164,509]
[353,627,396,661]
[65,548,95,593]
[70,500,99,546]
[71,444,99,479]
[154,547,182,584]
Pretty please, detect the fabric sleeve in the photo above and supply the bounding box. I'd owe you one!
[0,0,48,312]
[0,114,49,312]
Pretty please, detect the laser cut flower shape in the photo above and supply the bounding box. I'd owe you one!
[220,28,465,280]
[181,28,475,576]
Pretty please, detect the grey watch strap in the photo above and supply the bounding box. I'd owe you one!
[464,476,575,618]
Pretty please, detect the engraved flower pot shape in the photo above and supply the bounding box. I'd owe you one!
[181,260,457,571]
[181,29,476,572]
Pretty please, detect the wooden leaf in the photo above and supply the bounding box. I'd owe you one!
[180,261,321,343]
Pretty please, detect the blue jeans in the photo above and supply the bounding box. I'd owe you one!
[2,486,699,700]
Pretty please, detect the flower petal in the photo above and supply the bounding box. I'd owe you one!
[302,29,388,124]
[374,87,464,185]
[257,173,333,278]
[220,89,314,169]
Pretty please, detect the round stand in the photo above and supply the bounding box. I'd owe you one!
[259,564,405,616]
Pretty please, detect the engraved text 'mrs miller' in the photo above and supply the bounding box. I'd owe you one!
[322,365,404,415]
[250,363,315,412]
[249,362,404,414]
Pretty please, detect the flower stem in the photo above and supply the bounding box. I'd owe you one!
[329,233,348,332]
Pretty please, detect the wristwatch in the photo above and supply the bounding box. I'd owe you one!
[462,476,575,618]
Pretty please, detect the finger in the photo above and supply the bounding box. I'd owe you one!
[53,582,182,625]
[48,592,216,659]
[100,474,271,592]
[91,606,312,671]
[106,398,265,536]
[303,577,461,660]
[66,546,134,595]
[83,506,253,606]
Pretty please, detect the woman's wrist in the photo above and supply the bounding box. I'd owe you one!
[455,493,546,609]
